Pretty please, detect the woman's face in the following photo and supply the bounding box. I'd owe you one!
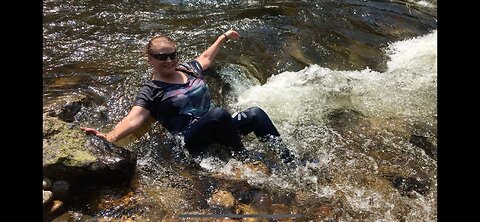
[148,40,178,73]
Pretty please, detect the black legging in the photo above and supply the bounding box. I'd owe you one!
[182,107,279,153]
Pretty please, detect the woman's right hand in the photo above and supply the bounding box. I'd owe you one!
[224,29,240,41]
[80,127,108,141]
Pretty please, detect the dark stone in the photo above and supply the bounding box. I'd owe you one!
[43,178,52,190]
[52,180,71,200]
[409,134,437,160]
[44,94,96,123]
[393,177,430,196]
[58,101,83,122]
[231,187,263,205]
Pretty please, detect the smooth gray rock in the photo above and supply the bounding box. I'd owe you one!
[43,190,53,206]
[43,178,52,190]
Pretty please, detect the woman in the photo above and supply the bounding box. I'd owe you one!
[81,29,294,162]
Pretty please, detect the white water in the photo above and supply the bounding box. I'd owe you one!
[209,30,438,221]
[227,30,437,125]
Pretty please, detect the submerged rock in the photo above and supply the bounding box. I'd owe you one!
[43,115,137,190]
[381,172,430,197]
[43,93,97,123]
[235,203,258,215]
[271,203,292,214]
[208,190,235,209]
[392,176,430,197]
[245,161,271,176]
[409,134,437,160]
[51,211,92,222]
[312,204,336,220]
[250,191,272,213]
[325,107,365,130]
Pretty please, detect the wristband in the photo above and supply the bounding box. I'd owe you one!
[223,33,228,40]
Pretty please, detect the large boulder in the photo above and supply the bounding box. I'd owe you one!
[43,115,137,190]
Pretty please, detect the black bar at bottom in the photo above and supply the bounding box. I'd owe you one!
[179,214,302,218]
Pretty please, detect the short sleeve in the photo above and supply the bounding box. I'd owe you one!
[177,60,205,78]
[133,85,155,111]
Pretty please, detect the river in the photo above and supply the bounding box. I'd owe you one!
[43,0,437,221]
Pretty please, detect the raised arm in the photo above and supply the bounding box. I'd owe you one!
[196,29,240,71]
[81,106,151,143]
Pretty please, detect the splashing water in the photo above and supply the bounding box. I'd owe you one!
[202,30,437,221]
[44,0,436,219]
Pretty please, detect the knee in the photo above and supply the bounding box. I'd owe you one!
[248,106,267,118]
[209,107,232,122]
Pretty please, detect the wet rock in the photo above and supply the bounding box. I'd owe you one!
[52,180,70,200]
[250,192,272,213]
[331,191,367,221]
[87,188,134,213]
[409,134,437,160]
[43,178,52,190]
[294,190,319,207]
[236,52,272,84]
[43,93,95,122]
[271,190,295,205]
[43,190,53,206]
[286,40,314,66]
[393,176,430,196]
[245,161,271,176]
[203,69,228,107]
[230,186,259,205]
[51,211,92,222]
[302,198,340,222]
[271,203,291,214]
[235,203,258,215]
[236,205,269,222]
[323,32,389,72]
[135,186,189,215]
[313,204,335,220]
[392,201,413,222]
[325,107,365,130]
[366,116,411,139]
[208,190,235,209]
[43,116,137,190]
[381,171,431,197]
[50,200,64,213]
[161,214,177,222]
[44,200,65,221]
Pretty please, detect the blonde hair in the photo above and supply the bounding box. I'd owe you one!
[146,35,176,55]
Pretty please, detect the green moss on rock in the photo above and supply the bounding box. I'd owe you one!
[43,116,96,167]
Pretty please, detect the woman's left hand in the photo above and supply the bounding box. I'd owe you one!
[224,29,240,41]
[80,127,108,141]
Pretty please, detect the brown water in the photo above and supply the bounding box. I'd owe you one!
[44,0,437,221]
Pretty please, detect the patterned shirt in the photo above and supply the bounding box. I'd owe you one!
[133,60,212,133]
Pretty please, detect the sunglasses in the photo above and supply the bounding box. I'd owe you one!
[150,51,177,61]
